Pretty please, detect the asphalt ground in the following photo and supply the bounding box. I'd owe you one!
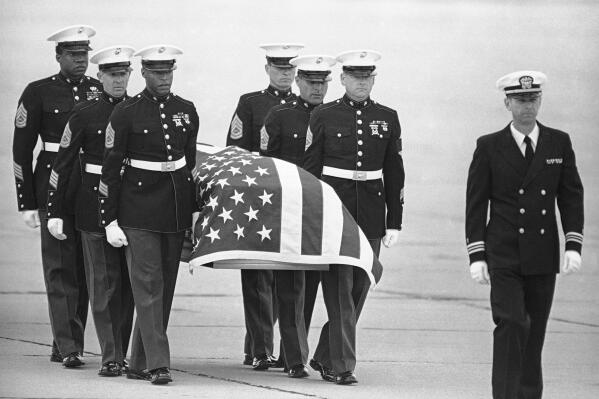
[1,1,598,398]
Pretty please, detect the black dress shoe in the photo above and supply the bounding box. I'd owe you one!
[309,358,335,382]
[252,355,270,371]
[150,367,172,385]
[335,371,358,385]
[242,354,253,366]
[98,361,122,377]
[126,368,151,380]
[50,344,62,363]
[62,353,84,368]
[287,364,309,378]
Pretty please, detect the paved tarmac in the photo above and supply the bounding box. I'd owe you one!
[1,1,598,398]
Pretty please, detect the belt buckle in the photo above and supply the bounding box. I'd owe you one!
[353,171,367,181]
[162,161,175,171]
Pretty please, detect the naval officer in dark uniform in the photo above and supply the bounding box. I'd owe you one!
[466,71,584,399]
[227,43,303,370]
[99,45,199,385]
[46,45,136,377]
[260,54,336,378]
[12,25,99,367]
[303,50,405,385]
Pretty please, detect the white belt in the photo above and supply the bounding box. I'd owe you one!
[85,163,102,175]
[129,157,186,172]
[42,141,60,152]
[322,166,382,181]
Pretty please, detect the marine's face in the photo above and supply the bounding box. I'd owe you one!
[56,50,89,80]
[98,70,131,98]
[504,95,542,125]
[265,64,296,90]
[341,72,375,102]
[142,68,173,97]
[295,76,328,105]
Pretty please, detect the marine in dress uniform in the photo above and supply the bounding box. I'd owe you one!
[303,50,405,385]
[46,46,136,377]
[226,43,303,370]
[466,71,584,399]
[12,25,99,367]
[99,45,199,385]
[260,55,336,378]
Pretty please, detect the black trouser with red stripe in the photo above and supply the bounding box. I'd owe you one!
[40,214,88,357]
[313,239,380,375]
[489,269,556,399]
[80,231,134,365]
[123,228,184,371]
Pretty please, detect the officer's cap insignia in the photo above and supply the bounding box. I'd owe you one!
[260,126,269,151]
[316,57,323,64]
[519,76,533,89]
[60,123,72,148]
[15,103,27,128]
[230,114,243,140]
[105,122,115,148]
[360,52,367,58]
[283,45,290,49]
[305,127,313,151]
[114,47,121,55]
[159,46,165,53]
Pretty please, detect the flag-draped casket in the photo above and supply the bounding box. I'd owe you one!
[187,145,383,285]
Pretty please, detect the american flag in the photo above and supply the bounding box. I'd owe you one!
[188,146,383,285]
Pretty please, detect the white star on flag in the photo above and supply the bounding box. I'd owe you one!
[218,207,233,223]
[213,169,225,176]
[198,174,208,182]
[213,156,225,162]
[242,175,257,187]
[206,195,219,210]
[244,206,259,221]
[258,190,273,205]
[203,163,217,171]
[216,178,229,188]
[234,224,245,239]
[240,159,252,166]
[230,190,245,205]
[223,151,236,155]
[206,227,220,243]
[228,166,241,176]
[222,161,233,166]
[206,180,215,189]
[257,225,272,241]
[255,166,269,176]
[201,216,209,230]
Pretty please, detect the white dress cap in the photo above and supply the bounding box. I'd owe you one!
[496,70,547,95]
[47,25,96,43]
[290,55,336,82]
[259,43,305,58]
[90,45,136,67]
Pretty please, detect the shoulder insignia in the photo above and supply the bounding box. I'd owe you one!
[260,126,269,151]
[105,122,115,149]
[229,113,243,140]
[15,103,27,128]
[60,123,72,148]
[305,126,313,151]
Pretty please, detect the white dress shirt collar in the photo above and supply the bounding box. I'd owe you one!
[510,122,539,155]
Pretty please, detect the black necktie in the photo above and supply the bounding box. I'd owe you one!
[523,136,534,166]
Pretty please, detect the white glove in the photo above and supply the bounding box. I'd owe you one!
[562,250,582,275]
[382,229,400,248]
[21,210,40,228]
[47,218,66,240]
[105,220,128,248]
[470,260,490,285]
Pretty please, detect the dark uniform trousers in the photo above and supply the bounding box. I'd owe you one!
[313,239,380,374]
[261,98,323,367]
[80,231,134,364]
[13,73,100,356]
[228,85,295,359]
[124,228,184,371]
[40,214,88,356]
[466,123,584,399]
